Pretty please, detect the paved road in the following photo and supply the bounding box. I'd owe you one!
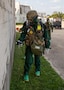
[44,29,64,79]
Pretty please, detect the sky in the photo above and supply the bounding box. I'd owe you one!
[15,0,64,15]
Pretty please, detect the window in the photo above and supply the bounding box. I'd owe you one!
[20,6,22,14]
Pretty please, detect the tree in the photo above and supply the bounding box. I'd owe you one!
[49,12,64,19]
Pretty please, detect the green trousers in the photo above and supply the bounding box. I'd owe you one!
[24,46,40,75]
[44,29,51,48]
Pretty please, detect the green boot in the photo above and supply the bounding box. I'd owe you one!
[24,75,29,82]
[35,71,40,77]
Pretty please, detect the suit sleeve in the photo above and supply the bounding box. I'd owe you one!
[18,22,27,42]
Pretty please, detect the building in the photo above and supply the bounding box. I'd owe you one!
[61,19,64,29]
[15,2,31,23]
[38,12,46,18]
[38,12,47,23]
[0,0,15,90]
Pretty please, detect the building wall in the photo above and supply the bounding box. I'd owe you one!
[15,2,31,23]
[0,0,15,90]
[61,19,64,29]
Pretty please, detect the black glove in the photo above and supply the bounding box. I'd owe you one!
[16,40,23,45]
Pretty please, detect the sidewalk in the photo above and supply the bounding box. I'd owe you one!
[43,30,64,80]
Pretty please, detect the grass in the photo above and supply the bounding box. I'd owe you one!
[16,23,23,25]
[10,32,64,90]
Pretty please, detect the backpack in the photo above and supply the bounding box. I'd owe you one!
[25,26,35,46]
[25,22,45,56]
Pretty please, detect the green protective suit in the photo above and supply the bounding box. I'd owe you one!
[44,21,51,49]
[44,29,50,48]
[24,46,40,75]
[19,19,41,76]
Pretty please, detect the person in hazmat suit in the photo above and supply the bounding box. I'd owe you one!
[44,18,52,49]
[16,10,45,82]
